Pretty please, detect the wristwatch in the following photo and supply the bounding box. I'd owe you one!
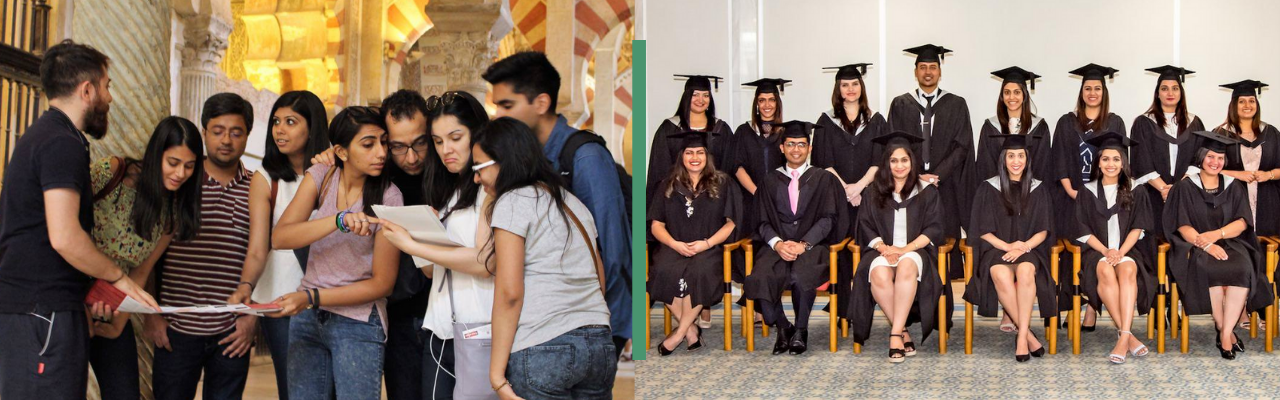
[802,241,814,251]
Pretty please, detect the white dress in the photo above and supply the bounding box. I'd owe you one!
[866,186,926,281]
[251,169,306,304]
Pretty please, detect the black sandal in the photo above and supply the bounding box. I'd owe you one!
[888,334,906,363]
[902,332,917,357]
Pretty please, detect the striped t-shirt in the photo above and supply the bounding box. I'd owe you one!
[159,166,252,336]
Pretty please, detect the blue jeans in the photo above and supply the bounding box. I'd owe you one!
[288,309,386,400]
[152,329,251,400]
[385,316,426,400]
[507,325,616,400]
[260,316,290,400]
[89,320,139,400]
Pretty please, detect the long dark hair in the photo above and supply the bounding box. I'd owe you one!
[1221,96,1263,137]
[1145,78,1189,135]
[996,148,1034,215]
[831,76,872,133]
[478,117,573,273]
[997,81,1034,135]
[872,144,921,209]
[423,91,487,221]
[1087,148,1135,211]
[262,91,330,182]
[673,88,717,130]
[1075,79,1112,132]
[131,116,204,242]
[663,147,725,200]
[751,91,783,132]
[328,106,392,215]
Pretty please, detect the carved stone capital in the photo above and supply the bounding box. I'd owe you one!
[180,15,232,71]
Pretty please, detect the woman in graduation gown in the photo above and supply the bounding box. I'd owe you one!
[1217,80,1280,237]
[1072,132,1156,364]
[974,67,1052,186]
[1130,66,1205,241]
[843,131,945,363]
[1052,63,1127,330]
[964,134,1056,362]
[648,74,736,204]
[813,63,887,321]
[1163,130,1275,359]
[648,132,742,355]
[733,78,789,275]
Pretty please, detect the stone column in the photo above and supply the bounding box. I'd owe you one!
[417,0,503,103]
[593,25,624,160]
[71,0,171,159]
[178,15,232,123]
[542,0,579,120]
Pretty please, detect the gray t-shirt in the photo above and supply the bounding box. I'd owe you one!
[490,185,611,352]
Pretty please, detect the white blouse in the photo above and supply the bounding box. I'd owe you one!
[422,189,495,340]
[251,168,306,304]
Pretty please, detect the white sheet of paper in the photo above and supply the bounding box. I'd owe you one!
[117,297,276,315]
[371,205,461,248]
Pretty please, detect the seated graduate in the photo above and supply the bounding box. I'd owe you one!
[962,134,1056,362]
[1163,130,1275,360]
[743,120,844,356]
[648,131,741,356]
[1072,131,1157,364]
[842,131,946,363]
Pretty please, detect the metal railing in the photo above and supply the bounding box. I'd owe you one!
[1,0,50,187]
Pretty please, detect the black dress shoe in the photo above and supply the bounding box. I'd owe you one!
[686,327,704,352]
[1029,331,1045,358]
[658,337,679,357]
[789,329,809,355]
[773,327,795,355]
[1220,346,1236,360]
[1014,333,1030,362]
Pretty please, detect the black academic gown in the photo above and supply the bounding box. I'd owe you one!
[887,91,973,238]
[1073,180,1158,314]
[963,177,1059,318]
[743,166,846,303]
[1163,174,1274,315]
[647,116,735,204]
[973,117,1053,184]
[1051,112,1127,240]
[731,122,784,241]
[647,175,743,308]
[843,182,949,345]
[813,110,887,318]
[1130,113,1205,240]
[1223,123,1280,237]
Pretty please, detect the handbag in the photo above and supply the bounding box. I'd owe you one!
[448,269,498,400]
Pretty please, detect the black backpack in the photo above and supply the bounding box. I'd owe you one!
[557,130,632,222]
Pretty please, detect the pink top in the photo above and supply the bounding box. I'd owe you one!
[299,163,403,333]
[1242,144,1262,222]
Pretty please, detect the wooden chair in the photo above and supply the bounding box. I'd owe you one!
[1061,240,1082,354]
[961,240,1061,355]
[1064,240,1169,354]
[743,237,850,352]
[849,238,953,354]
[650,238,750,352]
[1172,237,1277,353]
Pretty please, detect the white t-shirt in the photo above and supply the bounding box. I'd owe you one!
[422,189,495,339]
[250,168,307,304]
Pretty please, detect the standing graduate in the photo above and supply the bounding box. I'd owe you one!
[1217,80,1280,237]
[887,44,972,278]
[1130,65,1205,241]
[842,131,946,363]
[1163,130,1274,359]
[649,132,742,356]
[963,134,1056,362]
[648,74,735,204]
[734,77,790,254]
[1072,132,1156,364]
[744,120,845,356]
[974,67,1052,185]
[1052,63,1127,329]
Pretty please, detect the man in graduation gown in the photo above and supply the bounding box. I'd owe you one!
[744,120,846,355]
[887,44,973,279]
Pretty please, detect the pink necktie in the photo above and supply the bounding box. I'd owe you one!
[789,170,800,214]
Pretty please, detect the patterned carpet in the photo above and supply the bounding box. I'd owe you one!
[638,299,1280,399]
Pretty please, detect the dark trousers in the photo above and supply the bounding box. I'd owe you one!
[385,316,427,400]
[0,309,89,399]
[260,316,291,400]
[153,329,251,400]
[759,274,817,330]
[421,330,455,400]
[90,320,140,400]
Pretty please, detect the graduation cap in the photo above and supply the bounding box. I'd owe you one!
[991,66,1041,90]
[1221,79,1268,99]
[871,130,924,147]
[674,74,723,91]
[823,63,873,80]
[778,120,819,141]
[1194,130,1240,153]
[903,44,951,63]
[742,78,792,95]
[1084,131,1137,150]
[988,134,1031,150]
[673,131,709,151]
[1146,65,1194,83]
[1069,63,1119,81]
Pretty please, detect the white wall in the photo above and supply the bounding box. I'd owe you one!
[644,0,1280,172]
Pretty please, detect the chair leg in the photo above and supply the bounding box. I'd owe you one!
[1266,304,1275,352]
[964,302,974,354]
[1071,295,1081,355]
[723,293,732,351]
[645,294,651,352]
[1250,311,1259,338]
[1180,309,1190,354]
[1147,308,1155,340]
[829,293,838,353]
[841,318,849,338]
[1156,294,1166,354]
[745,299,755,352]
[664,307,672,336]
[938,295,948,354]
[1049,314,1058,355]
[1170,285,1180,340]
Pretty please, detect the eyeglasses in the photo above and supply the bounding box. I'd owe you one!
[783,142,809,149]
[388,136,430,156]
[426,91,463,113]
[471,160,496,172]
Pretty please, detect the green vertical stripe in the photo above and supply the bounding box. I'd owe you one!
[631,40,646,360]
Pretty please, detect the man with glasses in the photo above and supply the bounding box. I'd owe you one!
[744,121,842,356]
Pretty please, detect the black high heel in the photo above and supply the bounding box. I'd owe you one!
[1014,334,1030,362]
[686,326,704,352]
[1029,331,1045,358]
[1220,345,1236,360]
[658,337,681,357]
[1233,332,1245,353]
